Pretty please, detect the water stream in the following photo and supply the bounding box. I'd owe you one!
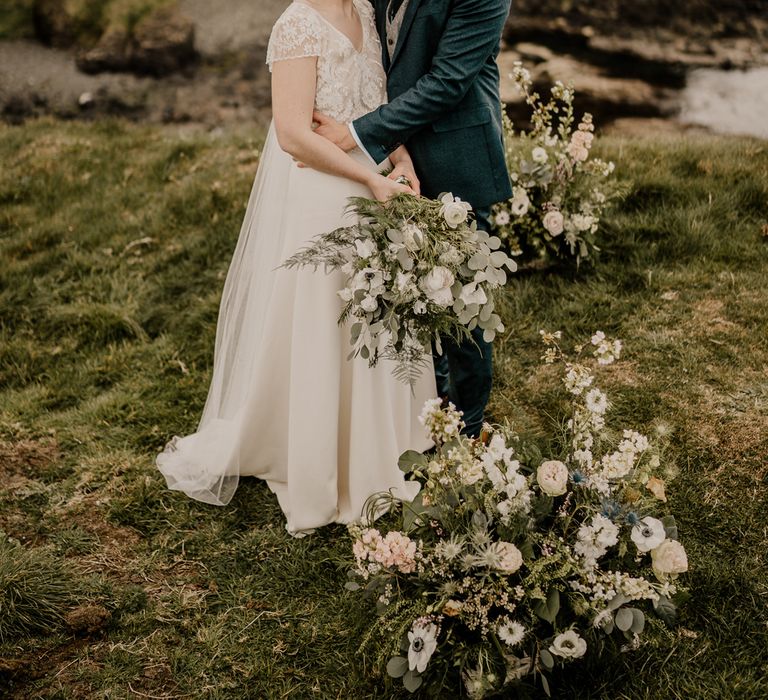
[679,66,768,139]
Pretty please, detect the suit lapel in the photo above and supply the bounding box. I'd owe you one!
[388,0,424,71]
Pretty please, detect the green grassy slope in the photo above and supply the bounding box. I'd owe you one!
[0,119,766,698]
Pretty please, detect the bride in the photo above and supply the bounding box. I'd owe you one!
[156,0,436,537]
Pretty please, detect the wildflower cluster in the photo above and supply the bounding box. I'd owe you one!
[492,63,623,265]
[345,333,688,697]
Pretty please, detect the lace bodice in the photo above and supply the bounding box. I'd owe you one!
[266,0,387,124]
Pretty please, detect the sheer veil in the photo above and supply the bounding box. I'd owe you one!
[156,124,290,506]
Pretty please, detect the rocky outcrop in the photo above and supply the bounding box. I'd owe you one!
[77,6,196,76]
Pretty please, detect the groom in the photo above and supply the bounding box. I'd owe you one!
[314,0,513,437]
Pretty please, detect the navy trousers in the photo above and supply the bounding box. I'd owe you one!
[433,208,494,437]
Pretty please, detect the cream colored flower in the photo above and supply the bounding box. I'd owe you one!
[496,542,524,574]
[440,193,472,228]
[537,460,569,496]
[651,540,688,580]
[420,266,455,307]
[549,630,587,659]
[543,210,565,237]
[443,599,463,617]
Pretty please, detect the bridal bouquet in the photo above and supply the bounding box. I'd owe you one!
[493,63,622,265]
[283,193,517,384]
[345,332,688,697]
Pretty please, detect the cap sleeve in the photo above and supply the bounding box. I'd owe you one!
[266,6,324,71]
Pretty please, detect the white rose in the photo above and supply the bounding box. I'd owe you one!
[420,266,455,307]
[496,542,523,574]
[440,193,472,228]
[630,517,666,553]
[354,238,377,259]
[543,210,565,237]
[537,460,569,496]
[651,539,688,580]
[532,146,549,163]
[550,630,587,659]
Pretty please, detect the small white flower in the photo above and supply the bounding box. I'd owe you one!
[498,620,526,647]
[537,460,568,496]
[360,295,378,313]
[337,288,353,302]
[495,210,511,226]
[543,210,565,237]
[531,146,549,163]
[585,389,608,415]
[413,300,427,315]
[631,517,667,553]
[407,620,439,673]
[440,193,472,228]
[550,630,587,659]
[354,238,377,259]
[510,187,530,217]
[496,542,524,574]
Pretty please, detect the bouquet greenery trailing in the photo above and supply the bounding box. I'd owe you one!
[345,332,688,698]
[492,63,623,266]
[283,193,517,385]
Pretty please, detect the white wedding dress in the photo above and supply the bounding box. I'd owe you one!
[156,0,436,537]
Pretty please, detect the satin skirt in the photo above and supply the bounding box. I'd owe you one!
[156,123,436,536]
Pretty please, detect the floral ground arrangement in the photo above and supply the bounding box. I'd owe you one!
[0,120,767,698]
[347,333,688,697]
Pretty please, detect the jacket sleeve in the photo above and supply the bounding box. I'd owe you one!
[352,0,510,164]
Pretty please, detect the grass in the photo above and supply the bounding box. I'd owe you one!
[0,118,767,698]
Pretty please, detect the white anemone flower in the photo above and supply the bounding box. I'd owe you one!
[631,517,666,553]
[407,620,439,673]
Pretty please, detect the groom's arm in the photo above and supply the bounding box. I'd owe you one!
[353,0,510,164]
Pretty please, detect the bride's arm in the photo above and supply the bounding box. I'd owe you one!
[271,57,413,201]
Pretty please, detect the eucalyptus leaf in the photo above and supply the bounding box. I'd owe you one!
[540,649,555,671]
[607,593,629,611]
[615,607,634,632]
[541,672,552,698]
[662,515,679,540]
[386,656,409,679]
[402,669,423,692]
[398,450,428,473]
[631,608,646,634]
[344,581,361,592]
[654,595,678,626]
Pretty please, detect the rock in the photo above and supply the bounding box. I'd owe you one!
[498,51,675,126]
[131,6,196,76]
[65,604,111,635]
[77,28,131,74]
[32,0,77,48]
[77,6,196,77]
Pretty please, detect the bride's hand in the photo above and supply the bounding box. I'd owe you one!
[367,174,415,201]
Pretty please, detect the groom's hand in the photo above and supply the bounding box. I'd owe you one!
[388,161,421,196]
[312,111,357,152]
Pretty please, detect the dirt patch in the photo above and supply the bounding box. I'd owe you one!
[0,437,60,478]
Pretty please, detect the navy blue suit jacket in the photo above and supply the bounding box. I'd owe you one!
[352,0,513,210]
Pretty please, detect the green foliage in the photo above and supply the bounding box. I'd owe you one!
[0,119,766,698]
[0,536,77,642]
